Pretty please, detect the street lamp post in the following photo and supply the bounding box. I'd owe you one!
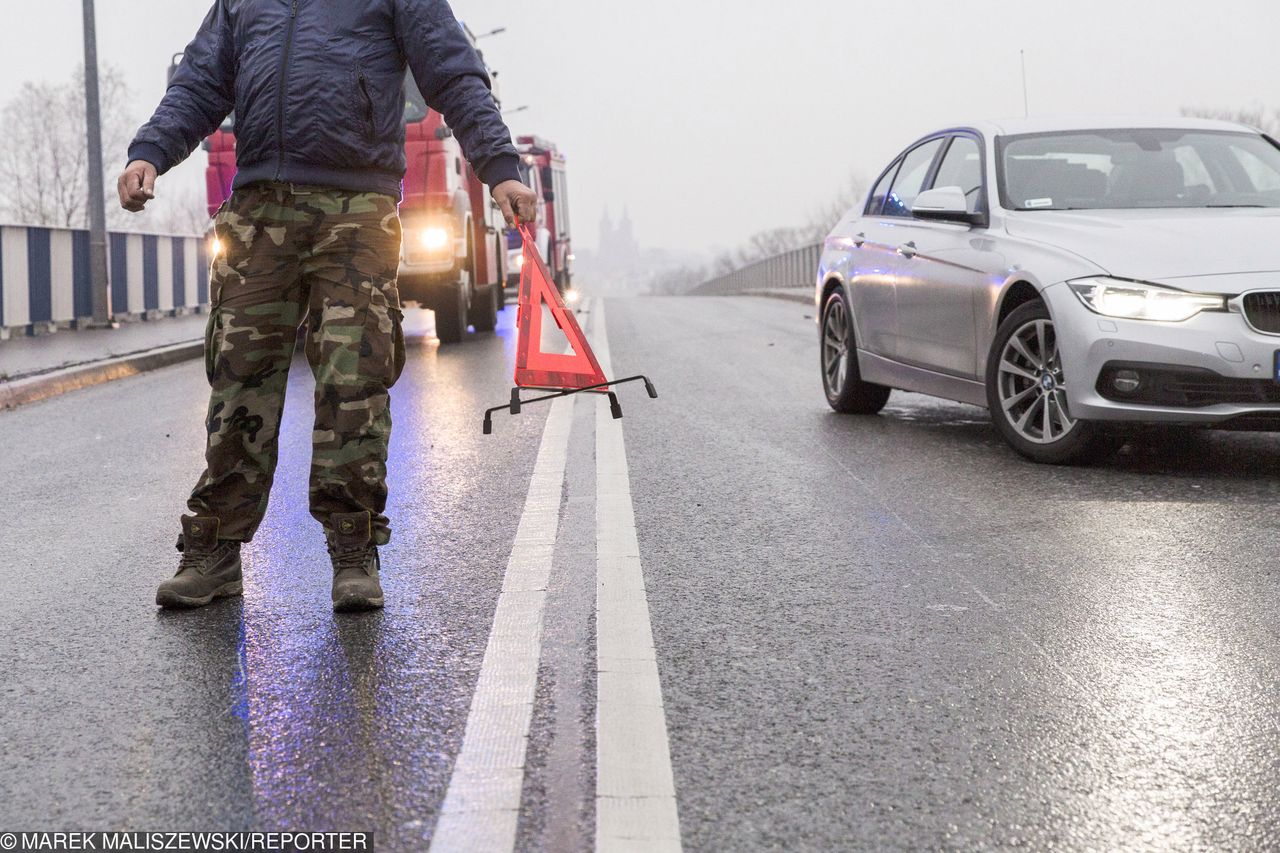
[81,0,112,327]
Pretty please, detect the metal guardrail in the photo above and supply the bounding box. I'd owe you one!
[691,242,822,297]
[0,225,210,337]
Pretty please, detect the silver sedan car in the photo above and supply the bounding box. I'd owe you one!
[817,117,1280,463]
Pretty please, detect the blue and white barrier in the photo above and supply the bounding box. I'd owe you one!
[0,225,209,334]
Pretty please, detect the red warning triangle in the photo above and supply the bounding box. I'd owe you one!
[514,223,607,390]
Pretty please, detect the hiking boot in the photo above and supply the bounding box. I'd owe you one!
[328,511,384,612]
[156,515,243,609]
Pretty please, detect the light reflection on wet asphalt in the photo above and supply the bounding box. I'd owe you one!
[2,295,1280,850]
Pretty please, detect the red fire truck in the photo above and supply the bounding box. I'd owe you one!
[505,136,574,296]
[195,31,510,344]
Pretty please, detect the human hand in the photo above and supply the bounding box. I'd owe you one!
[118,160,158,212]
[492,180,538,228]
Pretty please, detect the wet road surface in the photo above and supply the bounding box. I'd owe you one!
[2,295,1280,851]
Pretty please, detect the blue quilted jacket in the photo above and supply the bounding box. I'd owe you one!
[127,0,520,197]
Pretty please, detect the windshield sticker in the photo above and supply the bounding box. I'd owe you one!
[1025,198,1054,209]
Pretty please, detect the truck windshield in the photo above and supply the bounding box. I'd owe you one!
[404,75,429,123]
[998,129,1280,210]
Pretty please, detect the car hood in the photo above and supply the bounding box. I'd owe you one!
[1003,208,1280,291]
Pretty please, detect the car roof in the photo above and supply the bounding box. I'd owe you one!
[971,116,1260,137]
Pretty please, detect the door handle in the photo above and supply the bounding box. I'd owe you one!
[897,241,918,258]
[853,231,866,248]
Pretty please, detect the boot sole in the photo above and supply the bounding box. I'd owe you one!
[156,580,244,609]
[333,595,385,613]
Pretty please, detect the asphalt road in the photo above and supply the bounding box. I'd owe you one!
[3,294,1280,851]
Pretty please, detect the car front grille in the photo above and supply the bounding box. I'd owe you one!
[1097,363,1280,408]
[1243,291,1280,334]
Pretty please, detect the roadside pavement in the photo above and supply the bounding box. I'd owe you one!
[0,308,438,411]
[0,314,209,383]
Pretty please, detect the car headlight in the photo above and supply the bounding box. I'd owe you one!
[420,226,451,252]
[511,254,526,270]
[1068,277,1226,322]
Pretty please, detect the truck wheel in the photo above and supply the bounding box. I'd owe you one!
[431,282,468,344]
[496,236,509,309]
[469,283,499,333]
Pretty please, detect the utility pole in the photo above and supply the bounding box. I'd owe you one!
[82,0,112,327]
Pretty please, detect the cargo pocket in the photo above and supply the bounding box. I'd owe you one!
[364,281,406,388]
[203,307,225,386]
[390,307,406,386]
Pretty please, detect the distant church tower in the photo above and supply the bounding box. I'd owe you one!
[599,207,615,258]
[618,207,635,258]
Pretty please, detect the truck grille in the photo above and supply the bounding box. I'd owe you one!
[404,246,435,265]
[1243,291,1280,334]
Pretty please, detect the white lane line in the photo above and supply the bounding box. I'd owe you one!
[593,300,683,852]
[429,386,577,852]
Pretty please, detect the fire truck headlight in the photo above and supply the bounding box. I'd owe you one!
[420,227,451,253]
[209,237,223,258]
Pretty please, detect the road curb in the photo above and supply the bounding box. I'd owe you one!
[0,340,204,412]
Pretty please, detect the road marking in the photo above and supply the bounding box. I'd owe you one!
[592,300,683,852]
[429,387,576,852]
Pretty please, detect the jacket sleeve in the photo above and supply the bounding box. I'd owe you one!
[126,1,235,175]
[394,0,521,188]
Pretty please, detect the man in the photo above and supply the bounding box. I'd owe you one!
[118,0,537,612]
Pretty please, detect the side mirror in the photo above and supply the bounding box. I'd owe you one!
[434,126,454,140]
[912,186,981,225]
[167,53,183,87]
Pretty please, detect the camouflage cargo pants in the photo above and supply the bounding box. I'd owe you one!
[188,182,405,545]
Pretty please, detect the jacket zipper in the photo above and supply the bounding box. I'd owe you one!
[357,71,375,141]
[273,0,300,181]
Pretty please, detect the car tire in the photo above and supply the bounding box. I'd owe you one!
[469,282,500,332]
[985,300,1122,465]
[821,288,891,414]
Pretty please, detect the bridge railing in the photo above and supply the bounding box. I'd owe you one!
[690,242,822,297]
[0,224,210,338]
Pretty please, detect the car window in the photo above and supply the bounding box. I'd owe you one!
[1173,144,1216,195]
[882,138,945,217]
[1229,144,1280,191]
[931,136,983,213]
[1000,129,1280,209]
[866,162,900,215]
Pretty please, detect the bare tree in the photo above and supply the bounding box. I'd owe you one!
[0,65,196,232]
[652,172,866,294]
[1182,105,1280,137]
[806,173,866,237]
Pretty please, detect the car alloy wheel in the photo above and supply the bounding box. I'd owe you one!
[822,295,851,396]
[996,317,1076,444]
[820,289,890,414]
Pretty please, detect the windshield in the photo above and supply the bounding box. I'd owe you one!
[404,75,429,123]
[998,129,1280,211]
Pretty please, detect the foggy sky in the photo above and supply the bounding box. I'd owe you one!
[1,0,1276,255]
